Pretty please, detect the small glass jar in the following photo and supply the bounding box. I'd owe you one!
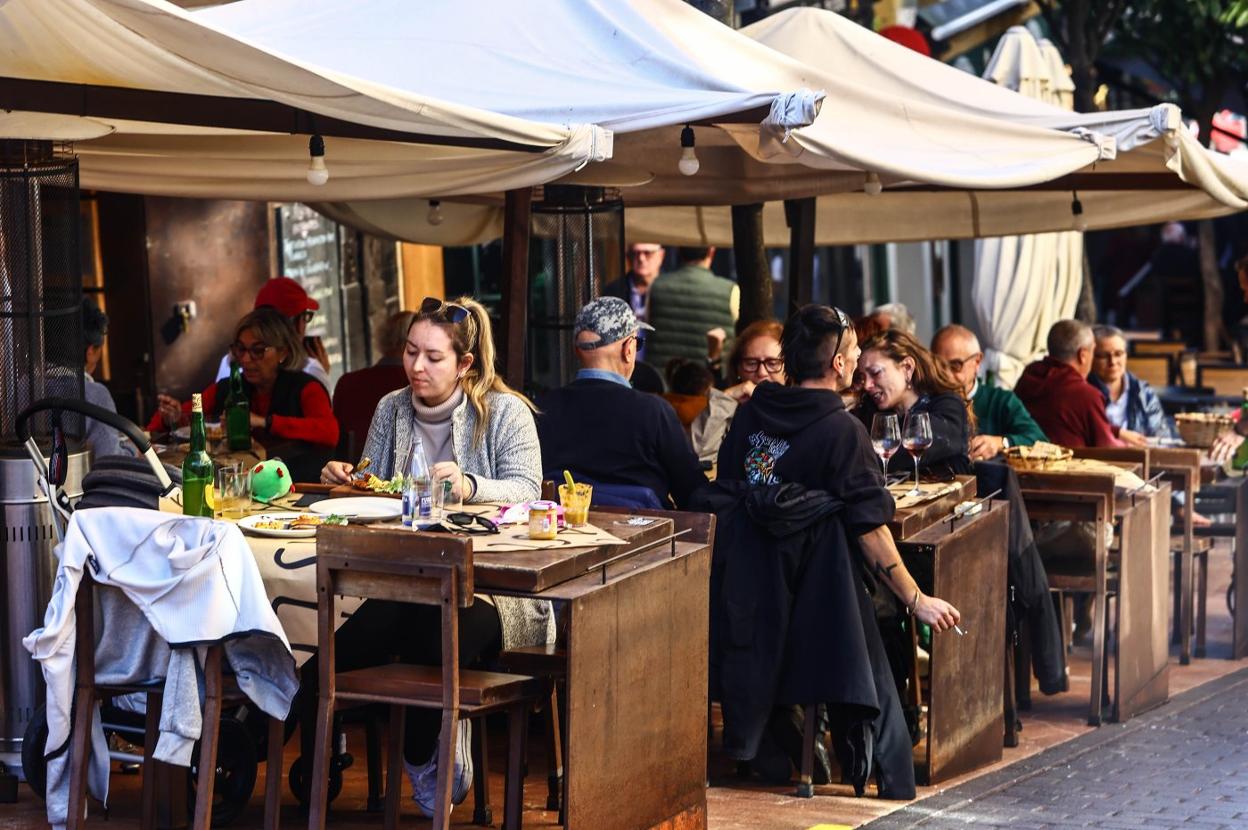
[527,500,559,540]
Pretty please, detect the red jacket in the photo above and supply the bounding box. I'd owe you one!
[1013,357,1123,449]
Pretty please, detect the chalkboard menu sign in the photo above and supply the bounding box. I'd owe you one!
[275,203,345,387]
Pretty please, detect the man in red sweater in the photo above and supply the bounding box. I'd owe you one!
[1014,320,1142,448]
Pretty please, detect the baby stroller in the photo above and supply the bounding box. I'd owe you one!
[16,396,279,826]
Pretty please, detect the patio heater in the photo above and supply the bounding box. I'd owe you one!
[0,140,88,777]
[528,185,624,392]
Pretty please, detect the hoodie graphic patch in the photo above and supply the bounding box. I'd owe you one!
[745,431,790,485]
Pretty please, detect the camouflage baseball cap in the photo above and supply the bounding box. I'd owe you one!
[574,296,655,350]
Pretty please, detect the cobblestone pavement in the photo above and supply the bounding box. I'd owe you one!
[865,667,1248,829]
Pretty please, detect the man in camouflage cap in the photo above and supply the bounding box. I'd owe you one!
[535,297,704,508]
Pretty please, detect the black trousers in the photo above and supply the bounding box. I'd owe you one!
[299,598,503,764]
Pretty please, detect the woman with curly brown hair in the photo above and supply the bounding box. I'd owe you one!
[854,328,974,476]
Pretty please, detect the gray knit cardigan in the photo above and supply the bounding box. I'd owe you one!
[358,386,551,648]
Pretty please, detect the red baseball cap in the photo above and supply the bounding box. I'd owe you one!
[255,277,319,317]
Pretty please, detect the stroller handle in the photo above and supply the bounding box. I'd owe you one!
[16,397,177,496]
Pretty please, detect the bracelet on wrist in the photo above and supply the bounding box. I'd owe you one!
[907,589,921,615]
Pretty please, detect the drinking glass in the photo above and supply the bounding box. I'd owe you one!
[558,483,593,528]
[901,412,933,497]
[870,414,901,479]
[215,464,251,520]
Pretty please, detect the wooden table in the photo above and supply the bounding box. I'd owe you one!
[895,499,1008,784]
[1017,467,1170,725]
[1150,448,1203,663]
[248,504,714,830]
[1196,464,1248,659]
[887,474,1007,783]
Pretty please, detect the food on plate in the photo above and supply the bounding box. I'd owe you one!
[251,514,347,531]
[350,473,405,494]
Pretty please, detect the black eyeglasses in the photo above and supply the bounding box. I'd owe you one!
[230,341,274,361]
[298,310,315,324]
[739,357,784,373]
[944,352,982,373]
[445,512,499,534]
[830,306,849,357]
[420,297,470,324]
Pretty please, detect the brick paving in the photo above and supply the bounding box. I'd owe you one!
[865,667,1248,829]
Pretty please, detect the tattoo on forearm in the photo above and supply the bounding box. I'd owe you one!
[873,560,899,585]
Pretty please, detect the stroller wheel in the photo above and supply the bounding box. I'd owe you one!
[21,704,49,800]
[188,717,258,827]
[288,755,343,808]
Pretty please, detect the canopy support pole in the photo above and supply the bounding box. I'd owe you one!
[784,197,816,311]
[500,188,533,390]
[732,203,772,332]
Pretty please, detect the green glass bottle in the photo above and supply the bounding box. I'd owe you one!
[182,393,215,517]
[224,362,251,451]
[1233,387,1248,471]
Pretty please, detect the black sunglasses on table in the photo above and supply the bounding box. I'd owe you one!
[444,512,499,534]
[420,296,470,324]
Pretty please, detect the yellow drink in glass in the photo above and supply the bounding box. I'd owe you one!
[558,483,592,528]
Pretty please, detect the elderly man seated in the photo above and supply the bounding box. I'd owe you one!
[536,297,705,508]
[1014,320,1142,449]
[932,325,1047,461]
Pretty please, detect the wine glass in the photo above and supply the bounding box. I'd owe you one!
[871,413,901,480]
[901,412,933,497]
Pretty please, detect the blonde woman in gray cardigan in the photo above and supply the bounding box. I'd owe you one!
[318,296,546,815]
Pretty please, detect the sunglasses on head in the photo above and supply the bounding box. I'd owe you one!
[420,297,470,324]
[445,512,499,534]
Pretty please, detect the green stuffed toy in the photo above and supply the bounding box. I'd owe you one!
[250,459,293,504]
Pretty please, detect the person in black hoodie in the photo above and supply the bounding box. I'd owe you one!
[714,305,959,799]
[855,328,973,476]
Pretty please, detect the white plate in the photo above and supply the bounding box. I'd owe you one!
[173,422,222,441]
[238,513,320,538]
[310,496,402,523]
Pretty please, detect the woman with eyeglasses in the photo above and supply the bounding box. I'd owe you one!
[854,328,974,476]
[150,307,338,482]
[724,319,786,403]
[316,296,547,816]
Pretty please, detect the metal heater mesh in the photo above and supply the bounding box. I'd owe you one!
[0,144,82,444]
[528,187,624,393]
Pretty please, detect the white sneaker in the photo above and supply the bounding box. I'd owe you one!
[413,719,474,818]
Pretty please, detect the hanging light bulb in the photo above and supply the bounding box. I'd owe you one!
[678,125,700,176]
[427,199,445,226]
[864,171,883,196]
[306,134,329,186]
[1071,191,1087,232]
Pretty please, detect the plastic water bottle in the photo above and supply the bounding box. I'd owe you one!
[402,437,433,528]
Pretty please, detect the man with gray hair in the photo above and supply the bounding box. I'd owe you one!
[1014,320,1124,448]
[536,296,705,508]
[866,302,916,335]
[932,324,1047,460]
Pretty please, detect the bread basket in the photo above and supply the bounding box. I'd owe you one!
[1004,442,1073,471]
[1175,412,1234,448]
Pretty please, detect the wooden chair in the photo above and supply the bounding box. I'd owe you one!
[494,643,567,824]
[1016,470,1118,726]
[66,574,283,830]
[1197,363,1248,397]
[1150,448,1209,663]
[1127,354,1173,389]
[309,526,544,830]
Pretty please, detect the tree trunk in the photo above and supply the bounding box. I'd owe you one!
[731,203,772,332]
[1198,219,1227,353]
[1075,244,1097,323]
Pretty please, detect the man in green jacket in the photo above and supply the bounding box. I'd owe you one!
[932,324,1047,461]
[645,246,739,376]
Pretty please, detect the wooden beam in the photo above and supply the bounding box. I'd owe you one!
[0,76,548,152]
[896,173,1198,193]
[784,196,816,311]
[500,188,533,389]
[731,203,771,331]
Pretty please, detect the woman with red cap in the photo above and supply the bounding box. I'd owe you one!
[213,277,331,390]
